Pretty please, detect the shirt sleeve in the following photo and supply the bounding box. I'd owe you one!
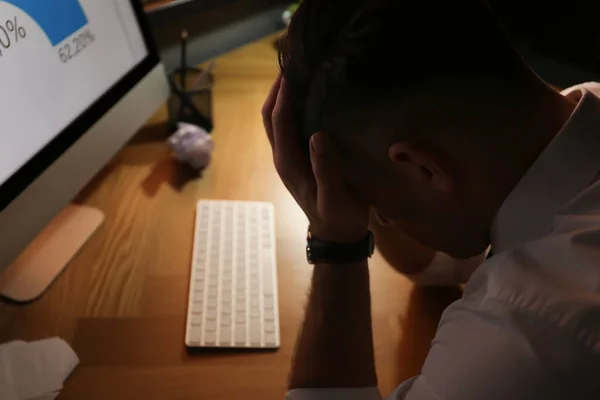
[285,300,545,400]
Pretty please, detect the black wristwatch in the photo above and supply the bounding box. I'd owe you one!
[306,228,375,265]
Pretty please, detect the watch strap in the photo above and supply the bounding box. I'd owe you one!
[307,230,374,264]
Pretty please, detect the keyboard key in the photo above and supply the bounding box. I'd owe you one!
[264,321,275,333]
[221,307,232,315]
[250,324,262,346]
[264,333,277,347]
[264,311,275,322]
[235,314,246,324]
[264,296,274,309]
[193,291,204,300]
[188,328,202,342]
[205,320,217,332]
[204,331,217,345]
[219,327,231,345]
[235,325,246,345]
[263,275,273,293]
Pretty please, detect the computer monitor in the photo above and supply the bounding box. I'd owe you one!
[0,0,169,302]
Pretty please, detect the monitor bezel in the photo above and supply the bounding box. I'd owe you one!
[0,0,161,212]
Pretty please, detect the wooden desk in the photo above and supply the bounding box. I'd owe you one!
[144,0,179,12]
[0,35,458,399]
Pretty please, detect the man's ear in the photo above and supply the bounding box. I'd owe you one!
[388,141,454,193]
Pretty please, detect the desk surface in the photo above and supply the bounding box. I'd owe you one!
[0,34,459,399]
[144,0,180,12]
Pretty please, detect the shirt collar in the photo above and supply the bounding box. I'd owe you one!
[490,88,600,253]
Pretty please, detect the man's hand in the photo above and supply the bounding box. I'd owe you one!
[262,74,369,243]
[262,75,377,390]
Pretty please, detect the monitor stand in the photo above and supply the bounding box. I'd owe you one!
[0,205,104,303]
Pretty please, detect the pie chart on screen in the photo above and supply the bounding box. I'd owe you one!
[0,0,88,46]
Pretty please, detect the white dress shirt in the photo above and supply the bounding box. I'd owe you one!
[286,83,600,400]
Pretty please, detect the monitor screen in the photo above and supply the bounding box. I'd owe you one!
[0,0,156,195]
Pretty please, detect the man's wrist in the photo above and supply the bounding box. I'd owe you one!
[309,225,369,244]
[307,227,374,265]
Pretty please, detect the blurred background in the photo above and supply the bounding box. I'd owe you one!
[142,0,600,88]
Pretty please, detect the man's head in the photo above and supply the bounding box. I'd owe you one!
[279,0,574,258]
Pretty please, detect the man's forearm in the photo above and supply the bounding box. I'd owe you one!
[289,261,377,389]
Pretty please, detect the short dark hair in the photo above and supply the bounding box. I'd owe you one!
[279,0,526,139]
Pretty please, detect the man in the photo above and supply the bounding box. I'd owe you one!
[262,0,600,399]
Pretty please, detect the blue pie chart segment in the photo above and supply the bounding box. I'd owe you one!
[0,0,88,46]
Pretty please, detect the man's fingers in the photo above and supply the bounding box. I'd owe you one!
[272,78,299,159]
[272,77,313,183]
[309,132,346,215]
[262,74,282,148]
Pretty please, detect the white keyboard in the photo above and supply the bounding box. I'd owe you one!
[185,200,280,349]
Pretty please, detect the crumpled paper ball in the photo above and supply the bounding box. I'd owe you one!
[167,122,214,170]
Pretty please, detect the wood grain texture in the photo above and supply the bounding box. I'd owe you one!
[0,34,459,399]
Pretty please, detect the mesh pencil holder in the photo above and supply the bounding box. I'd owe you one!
[167,66,214,133]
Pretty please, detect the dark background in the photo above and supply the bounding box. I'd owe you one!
[145,0,600,88]
[491,0,600,86]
